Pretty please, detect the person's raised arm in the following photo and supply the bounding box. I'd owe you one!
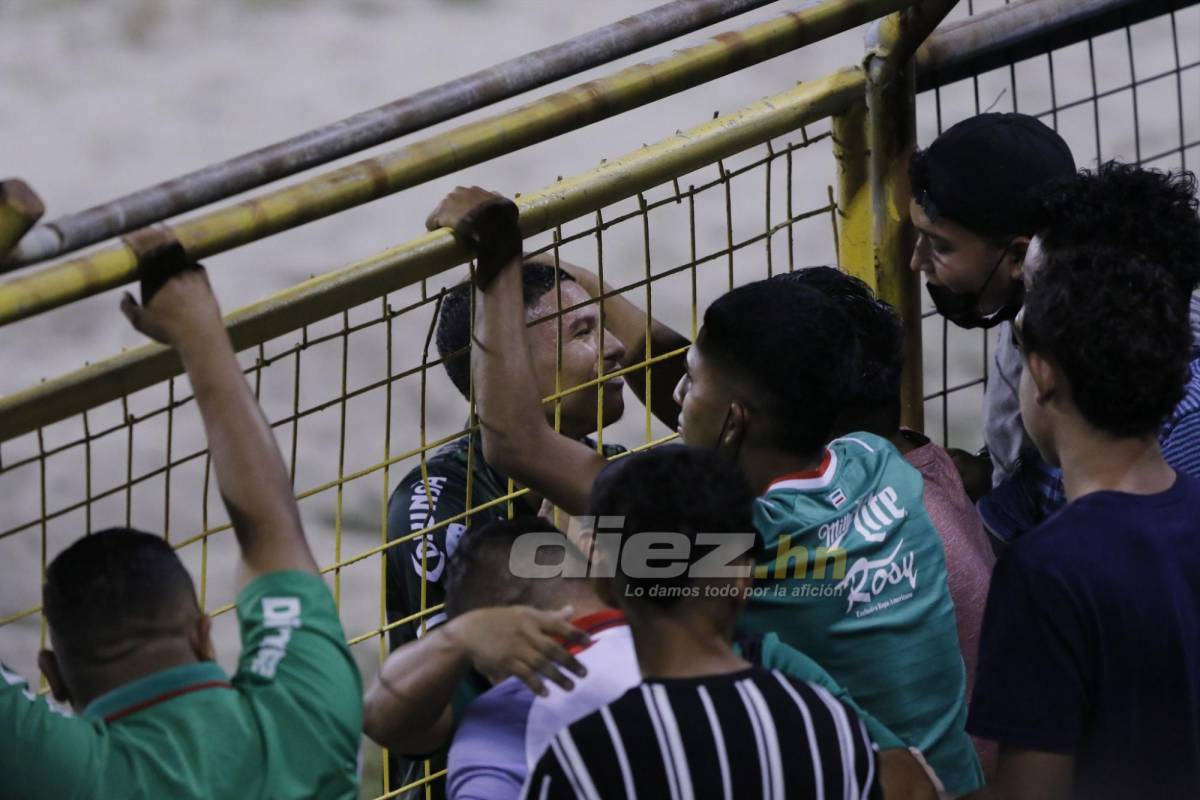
[120,253,317,588]
[363,605,587,754]
[554,260,689,432]
[426,187,610,515]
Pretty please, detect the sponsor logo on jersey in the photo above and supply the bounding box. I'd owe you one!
[851,485,907,543]
[408,477,452,582]
[835,540,918,617]
[250,596,303,679]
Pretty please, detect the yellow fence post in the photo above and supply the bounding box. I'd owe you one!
[847,0,957,433]
[833,100,873,287]
[866,12,924,432]
[0,180,44,263]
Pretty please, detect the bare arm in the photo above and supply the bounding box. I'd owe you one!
[426,187,612,515]
[121,260,317,588]
[363,606,588,754]
[994,747,1074,800]
[557,261,689,431]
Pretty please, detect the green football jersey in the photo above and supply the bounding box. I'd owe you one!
[742,432,983,795]
[1,571,361,800]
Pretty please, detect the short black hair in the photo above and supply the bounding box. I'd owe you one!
[44,528,199,660]
[698,278,861,456]
[777,267,904,433]
[436,261,577,398]
[1022,247,1190,438]
[589,446,755,607]
[443,515,575,618]
[1034,161,1200,307]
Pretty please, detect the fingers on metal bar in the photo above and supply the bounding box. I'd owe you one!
[122,225,196,307]
[0,179,46,270]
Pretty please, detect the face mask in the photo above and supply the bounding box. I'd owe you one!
[927,243,1024,330]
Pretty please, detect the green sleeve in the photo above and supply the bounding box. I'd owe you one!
[233,571,363,750]
[756,633,906,750]
[0,662,101,800]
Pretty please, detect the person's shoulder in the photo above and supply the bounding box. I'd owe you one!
[830,431,892,459]
[466,677,536,724]
[390,434,477,496]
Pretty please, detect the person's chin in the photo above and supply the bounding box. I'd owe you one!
[601,394,625,427]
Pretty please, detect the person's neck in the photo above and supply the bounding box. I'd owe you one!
[739,446,826,496]
[626,603,748,680]
[1055,422,1175,502]
[559,584,615,623]
[72,642,201,711]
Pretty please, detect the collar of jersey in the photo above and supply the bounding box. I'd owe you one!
[567,609,628,655]
[83,661,230,723]
[763,448,838,494]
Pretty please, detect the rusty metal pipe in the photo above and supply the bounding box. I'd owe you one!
[916,0,1200,91]
[0,67,864,441]
[7,0,784,269]
[0,0,907,328]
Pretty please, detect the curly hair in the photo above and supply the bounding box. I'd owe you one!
[698,277,862,457]
[774,267,904,433]
[435,262,576,398]
[1034,161,1200,305]
[589,446,756,607]
[1022,247,1190,438]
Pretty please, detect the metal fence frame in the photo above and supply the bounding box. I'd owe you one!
[1,0,1193,797]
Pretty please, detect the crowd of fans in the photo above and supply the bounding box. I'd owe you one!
[4,111,1199,800]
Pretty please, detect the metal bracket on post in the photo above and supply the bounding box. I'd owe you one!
[0,180,45,266]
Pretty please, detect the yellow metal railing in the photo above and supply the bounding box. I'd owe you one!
[0,2,973,798]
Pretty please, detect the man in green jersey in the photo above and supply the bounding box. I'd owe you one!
[426,186,982,795]
[0,249,361,799]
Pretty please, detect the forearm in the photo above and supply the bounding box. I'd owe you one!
[474,257,552,459]
[176,324,316,577]
[363,623,470,752]
[563,265,688,430]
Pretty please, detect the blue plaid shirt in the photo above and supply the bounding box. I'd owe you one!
[981,356,1200,543]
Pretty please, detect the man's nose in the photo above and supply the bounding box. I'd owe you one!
[910,236,929,274]
[603,330,626,366]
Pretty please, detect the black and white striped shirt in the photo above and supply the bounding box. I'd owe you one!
[521,667,880,800]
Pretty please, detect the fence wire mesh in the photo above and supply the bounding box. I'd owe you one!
[2,2,1195,798]
[0,107,840,797]
[917,0,1200,450]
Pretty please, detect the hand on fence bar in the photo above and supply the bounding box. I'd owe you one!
[119,243,320,587]
[425,185,522,291]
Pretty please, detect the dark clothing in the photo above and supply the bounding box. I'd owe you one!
[969,473,1200,798]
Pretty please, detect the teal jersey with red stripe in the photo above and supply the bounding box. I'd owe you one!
[742,431,983,795]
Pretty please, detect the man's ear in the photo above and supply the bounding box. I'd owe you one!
[1026,351,1058,406]
[37,649,71,705]
[1008,236,1031,282]
[722,400,749,451]
[189,613,215,662]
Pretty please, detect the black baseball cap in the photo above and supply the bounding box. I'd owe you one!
[909,112,1076,237]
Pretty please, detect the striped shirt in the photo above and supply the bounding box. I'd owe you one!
[520,667,880,800]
